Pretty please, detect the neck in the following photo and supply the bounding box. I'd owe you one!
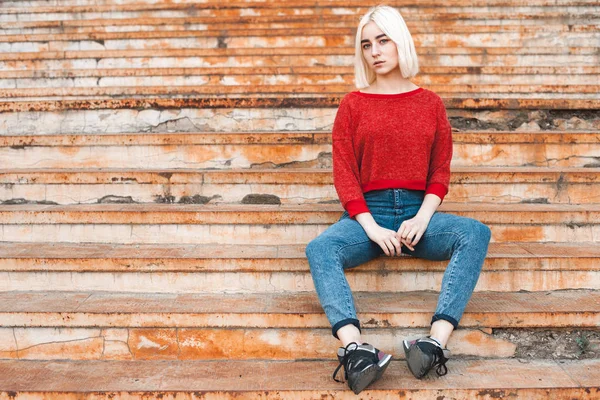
[370,70,417,93]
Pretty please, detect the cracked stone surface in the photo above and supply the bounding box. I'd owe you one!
[0,270,599,293]
[4,143,598,169]
[2,108,599,136]
[449,109,600,131]
[0,108,337,135]
[0,327,518,360]
[2,178,598,206]
[0,315,588,362]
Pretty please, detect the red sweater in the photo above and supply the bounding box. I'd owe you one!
[332,87,453,218]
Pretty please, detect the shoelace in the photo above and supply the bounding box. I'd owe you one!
[432,346,449,376]
[332,342,360,383]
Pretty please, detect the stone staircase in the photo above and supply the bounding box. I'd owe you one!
[1,0,599,398]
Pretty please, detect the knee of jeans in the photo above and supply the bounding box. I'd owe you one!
[305,238,317,259]
[306,235,344,268]
[481,222,492,243]
[466,219,492,243]
[305,236,332,260]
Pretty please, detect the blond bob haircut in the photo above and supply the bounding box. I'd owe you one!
[354,5,419,88]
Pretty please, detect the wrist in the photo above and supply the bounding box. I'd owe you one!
[415,212,433,222]
[354,212,377,231]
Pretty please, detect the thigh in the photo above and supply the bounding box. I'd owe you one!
[311,211,384,269]
[402,212,471,261]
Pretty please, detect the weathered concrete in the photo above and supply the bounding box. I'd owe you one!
[1,167,599,205]
[0,290,599,329]
[0,326,516,360]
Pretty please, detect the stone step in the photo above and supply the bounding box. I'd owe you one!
[0,203,598,244]
[2,66,599,77]
[0,326,517,360]
[2,242,597,272]
[1,4,597,20]
[3,70,598,89]
[2,0,598,8]
[1,6,597,26]
[0,242,597,293]
[4,84,600,100]
[4,96,600,114]
[3,0,599,8]
[2,19,598,36]
[2,132,598,169]
[1,359,598,399]
[3,92,599,104]
[1,167,598,205]
[1,290,599,328]
[1,29,598,53]
[3,22,597,41]
[3,18,597,40]
[2,48,598,72]
[0,67,598,87]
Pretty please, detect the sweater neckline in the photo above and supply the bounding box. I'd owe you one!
[353,87,424,99]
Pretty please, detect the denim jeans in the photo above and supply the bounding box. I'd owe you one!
[305,188,492,339]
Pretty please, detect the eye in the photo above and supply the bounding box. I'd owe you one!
[362,43,371,50]
[380,39,388,44]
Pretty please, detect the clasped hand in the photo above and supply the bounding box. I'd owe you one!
[365,215,430,256]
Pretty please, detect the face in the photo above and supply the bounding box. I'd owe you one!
[360,21,399,76]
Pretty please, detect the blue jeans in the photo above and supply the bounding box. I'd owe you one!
[305,188,492,339]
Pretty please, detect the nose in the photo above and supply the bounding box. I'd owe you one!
[371,43,381,57]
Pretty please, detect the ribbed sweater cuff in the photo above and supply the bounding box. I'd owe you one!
[425,183,448,203]
[345,199,369,218]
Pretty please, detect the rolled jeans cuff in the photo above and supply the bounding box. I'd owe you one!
[431,313,459,329]
[332,318,361,339]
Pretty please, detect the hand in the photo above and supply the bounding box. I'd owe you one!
[397,215,430,251]
[365,224,403,257]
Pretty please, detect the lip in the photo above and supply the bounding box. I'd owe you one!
[373,61,385,66]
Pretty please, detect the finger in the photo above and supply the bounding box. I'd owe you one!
[390,236,402,256]
[397,223,408,239]
[403,241,414,251]
[407,229,418,243]
[400,222,410,234]
[379,240,391,257]
[400,227,413,243]
[411,231,424,246]
[383,238,396,257]
[401,237,415,251]
[404,224,417,239]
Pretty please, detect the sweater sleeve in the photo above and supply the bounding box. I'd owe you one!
[332,96,370,218]
[425,97,453,203]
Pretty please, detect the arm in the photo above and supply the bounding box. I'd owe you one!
[416,193,443,221]
[332,96,369,218]
[424,97,453,204]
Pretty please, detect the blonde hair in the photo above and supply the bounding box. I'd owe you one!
[354,5,419,88]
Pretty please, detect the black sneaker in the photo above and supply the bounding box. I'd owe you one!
[332,342,393,394]
[402,337,450,379]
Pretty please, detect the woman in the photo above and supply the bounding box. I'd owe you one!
[305,5,492,394]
